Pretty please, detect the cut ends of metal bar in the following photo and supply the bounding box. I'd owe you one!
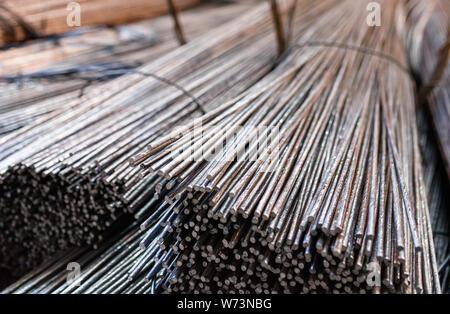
[0,0,449,294]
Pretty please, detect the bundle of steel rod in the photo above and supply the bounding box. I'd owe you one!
[0,1,255,75]
[4,128,448,294]
[417,106,450,293]
[0,1,257,136]
[4,110,448,294]
[4,127,447,294]
[1,203,173,294]
[400,1,450,292]
[125,0,440,293]
[0,0,199,44]
[2,0,447,295]
[1,223,153,294]
[0,0,298,277]
[400,0,450,179]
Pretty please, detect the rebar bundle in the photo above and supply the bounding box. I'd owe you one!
[417,106,450,293]
[1,214,167,294]
[0,0,290,276]
[3,131,447,294]
[0,1,256,136]
[0,0,448,295]
[125,0,440,293]
[401,0,450,179]
[0,0,199,44]
[400,0,450,292]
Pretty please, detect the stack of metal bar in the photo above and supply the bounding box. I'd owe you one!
[0,0,286,278]
[125,0,441,293]
[0,2,255,137]
[0,0,449,294]
[417,106,450,293]
[401,0,449,178]
[400,0,450,293]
